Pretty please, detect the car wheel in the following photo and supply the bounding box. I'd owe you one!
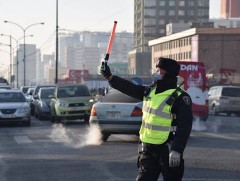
[101,133,110,142]
[25,120,31,127]
[38,113,44,120]
[50,110,57,123]
[50,114,55,123]
[212,105,218,116]
[34,110,38,118]
[31,106,35,116]
[84,115,90,125]
[53,109,61,123]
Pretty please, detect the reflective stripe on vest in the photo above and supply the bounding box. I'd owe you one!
[140,88,182,144]
[142,94,172,119]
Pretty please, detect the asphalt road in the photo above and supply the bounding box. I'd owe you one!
[0,115,239,181]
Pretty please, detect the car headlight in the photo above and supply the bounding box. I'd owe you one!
[19,107,30,113]
[57,101,68,107]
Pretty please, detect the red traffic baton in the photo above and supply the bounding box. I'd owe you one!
[104,21,117,63]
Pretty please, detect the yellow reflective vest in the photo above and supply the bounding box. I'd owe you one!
[139,88,183,144]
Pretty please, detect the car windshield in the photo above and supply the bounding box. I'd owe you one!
[0,92,26,103]
[222,87,240,97]
[40,89,55,99]
[22,87,29,94]
[57,86,90,98]
[101,90,141,103]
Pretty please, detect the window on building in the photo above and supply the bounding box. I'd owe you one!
[159,10,165,16]
[145,0,156,7]
[178,10,185,16]
[169,1,175,6]
[144,9,156,16]
[159,1,165,6]
[188,38,192,45]
[159,29,165,34]
[198,9,208,16]
[189,51,191,59]
[159,19,165,25]
[188,10,195,16]
[179,40,182,47]
[188,1,195,7]
[144,28,156,34]
[198,0,208,6]
[169,10,175,16]
[179,1,185,6]
[144,18,156,26]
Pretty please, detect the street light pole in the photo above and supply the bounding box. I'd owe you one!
[4,20,44,86]
[0,43,11,84]
[1,34,34,88]
[55,0,59,84]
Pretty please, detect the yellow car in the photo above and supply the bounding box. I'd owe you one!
[49,84,93,124]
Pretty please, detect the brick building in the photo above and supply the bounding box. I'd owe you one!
[221,0,240,18]
[149,27,240,85]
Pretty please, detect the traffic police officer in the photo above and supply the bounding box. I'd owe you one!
[100,57,193,181]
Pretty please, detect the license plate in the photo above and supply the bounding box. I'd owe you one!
[2,114,15,118]
[107,111,120,119]
[71,107,81,111]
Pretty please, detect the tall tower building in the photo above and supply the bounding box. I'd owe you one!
[221,0,240,18]
[130,0,209,76]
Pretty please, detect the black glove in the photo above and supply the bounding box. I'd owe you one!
[100,62,112,79]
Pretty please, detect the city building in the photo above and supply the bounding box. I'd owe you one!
[14,44,37,86]
[57,31,133,75]
[221,0,240,18]
[131,0,209,76]
[149,27,240,85]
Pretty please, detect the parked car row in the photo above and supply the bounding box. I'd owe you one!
[1,82,239,142]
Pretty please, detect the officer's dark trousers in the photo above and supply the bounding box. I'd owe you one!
[136,143,184,181]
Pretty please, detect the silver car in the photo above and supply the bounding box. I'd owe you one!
[0,90,31,126]
[208,86,240,116]
[89,89,142,141]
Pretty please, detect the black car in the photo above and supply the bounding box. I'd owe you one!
[34,87,55,120]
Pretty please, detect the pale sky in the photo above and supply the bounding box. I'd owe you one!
[0,0,220,65]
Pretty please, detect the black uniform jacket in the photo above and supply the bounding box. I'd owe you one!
[108,75,193,154]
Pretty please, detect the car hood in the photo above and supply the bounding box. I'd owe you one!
[56,96,91,103]
[41,99,51,106]
[0,102,29,109]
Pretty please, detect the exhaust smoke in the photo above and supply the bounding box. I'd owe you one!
[49,123,103,148]
[192,116,207,131]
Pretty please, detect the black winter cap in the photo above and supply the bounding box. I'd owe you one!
[155,57,180,77]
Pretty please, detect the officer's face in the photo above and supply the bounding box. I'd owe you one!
[156,67,166,76]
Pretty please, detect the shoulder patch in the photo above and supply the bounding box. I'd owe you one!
[183,96,191,105]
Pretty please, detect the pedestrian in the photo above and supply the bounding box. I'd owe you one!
[100,57,193,181]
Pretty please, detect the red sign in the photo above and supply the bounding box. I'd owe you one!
[67,70,89,80]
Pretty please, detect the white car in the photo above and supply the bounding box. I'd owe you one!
[208,86,240,116]
[89,89,142,141]
[0,90,31,126]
